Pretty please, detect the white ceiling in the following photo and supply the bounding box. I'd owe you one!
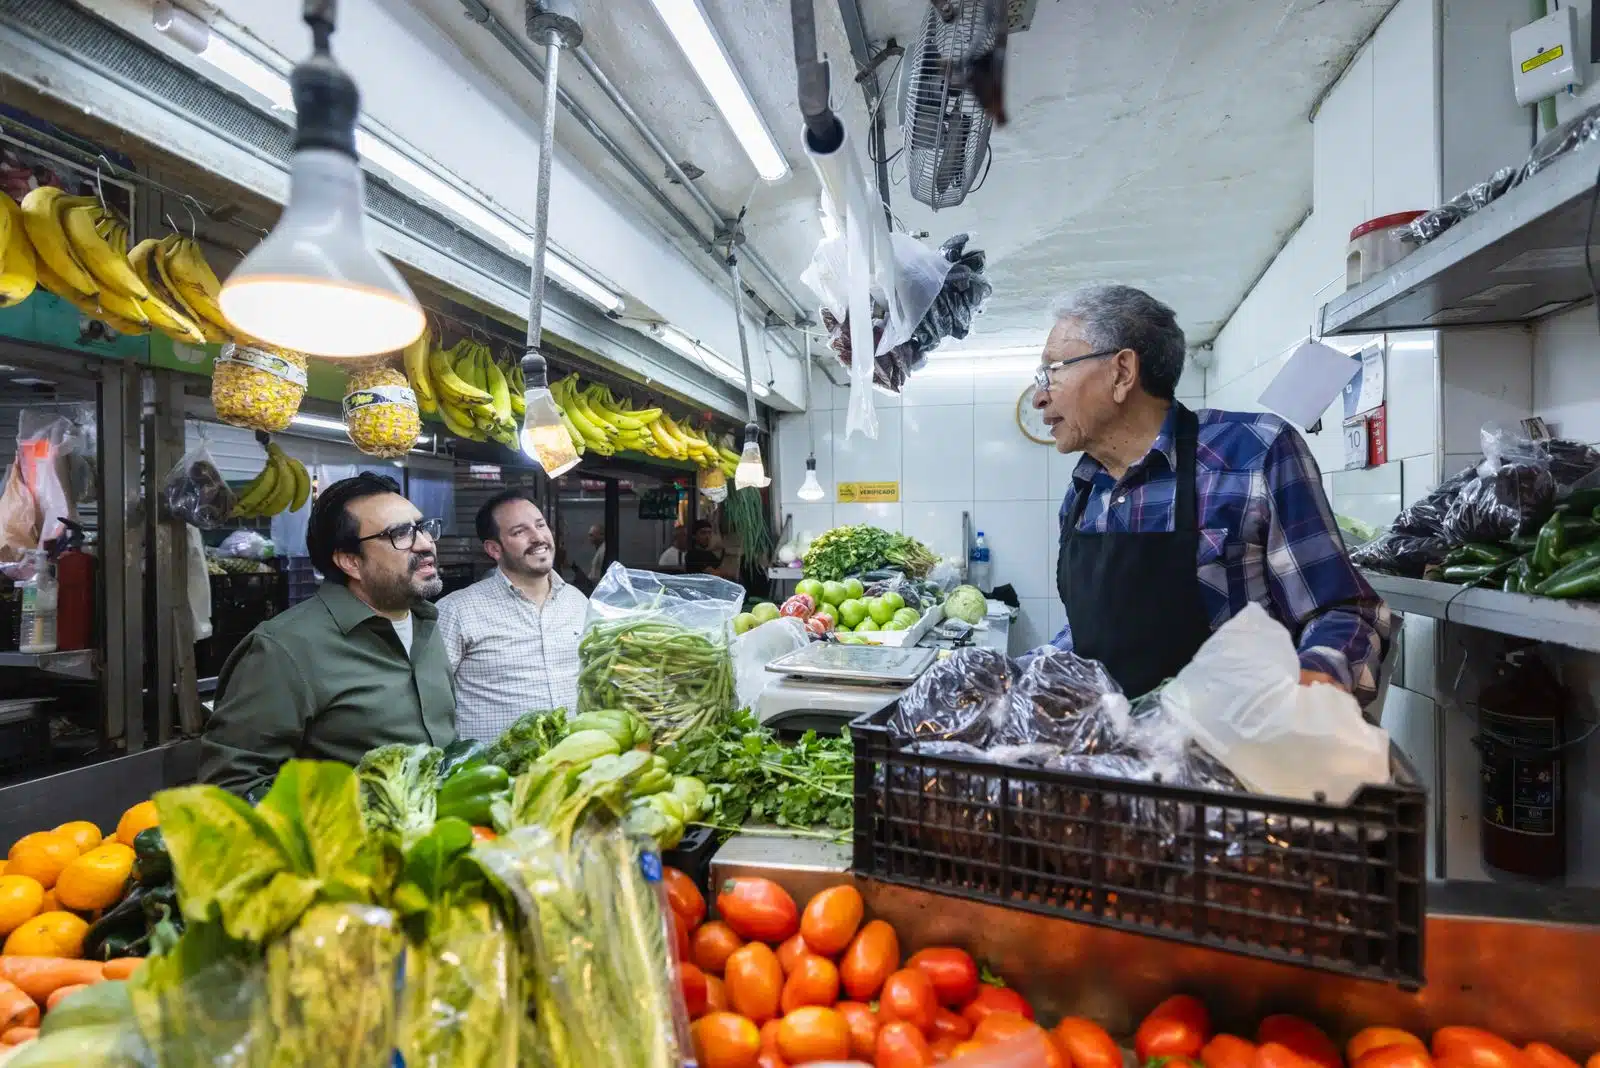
[403,0,1396,348]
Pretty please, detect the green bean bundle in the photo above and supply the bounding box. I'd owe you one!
[577,616,734,748]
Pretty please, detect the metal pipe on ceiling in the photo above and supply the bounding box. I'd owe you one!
[831,0,894,229]
[457,0,809,359]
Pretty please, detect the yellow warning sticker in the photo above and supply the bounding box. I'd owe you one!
[1522,44,1565,74]
[836,481,899,503]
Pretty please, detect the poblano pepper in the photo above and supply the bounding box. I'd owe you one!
[436,763,511,826]
[438,738,488,778]
[132,826,171,886]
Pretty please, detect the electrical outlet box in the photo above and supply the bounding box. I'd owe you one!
[1512,6,1587,106]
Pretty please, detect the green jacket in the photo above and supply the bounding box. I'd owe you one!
[200,583,457,796]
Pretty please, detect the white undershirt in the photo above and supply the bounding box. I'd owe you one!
[391,611,414,656]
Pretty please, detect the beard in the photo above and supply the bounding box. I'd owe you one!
[501,543,554,578]
[366,551,441,610]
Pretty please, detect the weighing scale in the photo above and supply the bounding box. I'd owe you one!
[755,643,936,733]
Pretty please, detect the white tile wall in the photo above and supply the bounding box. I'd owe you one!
[1534,303,1600,445]
[973,404,1051,501]
[901,405,974,502]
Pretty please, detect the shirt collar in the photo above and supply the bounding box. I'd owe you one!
[317,582,436,635]
[1071,404,1181,489]
[493,566,567,600]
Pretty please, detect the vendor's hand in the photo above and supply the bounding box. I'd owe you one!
[1299,669,1348,692]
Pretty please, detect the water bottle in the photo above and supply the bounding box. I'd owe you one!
[18,550,58,655]
[968,531,991,593]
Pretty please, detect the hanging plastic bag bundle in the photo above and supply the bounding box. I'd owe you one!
[160,437,233,529]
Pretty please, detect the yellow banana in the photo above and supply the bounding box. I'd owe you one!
[127,239,205,343]
[428,342,495,408]
[231,457,280,516]
[62,205,148,301]
[160,234,234,337]
[403,331,437,414]
[288,455,311,512]
[484,358,512,423]
[437,398,484,441]
[556,406,586,455]
[21,188,97,296]
[263,447,298,515]
[0,192,37,308]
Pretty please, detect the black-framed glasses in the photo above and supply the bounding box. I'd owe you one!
[1033,349,1120,394]
[357,518,444,551]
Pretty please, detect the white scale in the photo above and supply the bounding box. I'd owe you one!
[755,643,936,732]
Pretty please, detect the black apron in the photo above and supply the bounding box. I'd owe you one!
[1057,404,1214,698]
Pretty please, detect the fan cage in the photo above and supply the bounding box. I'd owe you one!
[900,3,999,209]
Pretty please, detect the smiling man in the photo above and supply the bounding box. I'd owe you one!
[1033,283,1391,704]
[200,474,456,797]
[437,489,588,741]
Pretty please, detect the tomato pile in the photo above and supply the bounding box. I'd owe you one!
[663,871,1600,1068]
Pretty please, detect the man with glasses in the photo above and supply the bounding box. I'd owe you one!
[200,474,456,796]
[1032,283,1390,705]
[437,489,588,741]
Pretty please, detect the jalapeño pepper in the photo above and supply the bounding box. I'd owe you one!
[1532,556,1600,598]
[1442,563,1496,584]
[1532,513,1566,577]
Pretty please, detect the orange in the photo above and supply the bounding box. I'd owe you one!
[0,876,44,937]
[5,833,80,890]
[115,801,159,848]
[52,822,103,855]
[37,889,58,913]
[7,832,54,862]
[55,843,133,912]
[3,910,88,957]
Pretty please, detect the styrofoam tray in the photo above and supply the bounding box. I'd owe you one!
[846,603,942,647]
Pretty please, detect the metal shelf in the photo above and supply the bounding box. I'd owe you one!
[1363,571,1600,651]
[1320,147,1600,335]
[0,650,97,679]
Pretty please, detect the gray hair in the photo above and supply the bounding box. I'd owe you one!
[1051,284,1187,400]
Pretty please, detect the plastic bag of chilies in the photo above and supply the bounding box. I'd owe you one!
[1442,424,1557,544]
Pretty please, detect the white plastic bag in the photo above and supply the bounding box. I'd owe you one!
[16,410,82,549]
[185,523,213,641]
[731,617,810,710]
[1158,603,1390,802]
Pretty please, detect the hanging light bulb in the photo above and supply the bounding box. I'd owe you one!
[796,456,824,501]
[733,421,770,489]
[219,0,425,358]
[518,351,581,477]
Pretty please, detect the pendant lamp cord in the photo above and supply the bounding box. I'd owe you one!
[303,0,336,51]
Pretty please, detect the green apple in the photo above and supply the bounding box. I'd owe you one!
[882,618,907,631]
[880,591,906,613]
[751,601,780,624]
[856,618,880,632]
[838,598,869,629]
[892,608,920,628]
[842,577,865,600]
[795,578,825,602]
[820,580,848,607]
[733,612,758,635]
[866,596,895,626]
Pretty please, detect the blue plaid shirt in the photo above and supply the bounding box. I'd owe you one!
[1051,406,1392,706]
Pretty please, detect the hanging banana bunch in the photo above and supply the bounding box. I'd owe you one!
[231,438,311,519]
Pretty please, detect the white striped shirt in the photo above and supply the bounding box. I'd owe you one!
[436,569,588,741]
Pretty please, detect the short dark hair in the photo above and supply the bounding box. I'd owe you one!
[308,474,402,585]
[476,489,541,543]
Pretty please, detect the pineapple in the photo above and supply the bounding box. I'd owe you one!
[212,343,308,432]
[344,361,420,458]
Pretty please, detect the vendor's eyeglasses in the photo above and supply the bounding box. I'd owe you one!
[359,518,444,551]
[1033,349,1119,395]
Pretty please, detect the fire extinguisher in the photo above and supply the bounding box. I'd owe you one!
[1475,648,1566,878]
[50,518,95,653]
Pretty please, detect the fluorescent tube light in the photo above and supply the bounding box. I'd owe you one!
[643,0,789,180]
[290,413,351,433]
[654,325,770,397]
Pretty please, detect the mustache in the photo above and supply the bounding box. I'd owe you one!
[408,551,436,571]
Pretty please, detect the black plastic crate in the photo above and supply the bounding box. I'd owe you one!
[0,700,51,777]
[851,702,1427,986]
[662,825,720,891]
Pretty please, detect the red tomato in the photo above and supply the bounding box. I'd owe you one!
[811,611,836,631]
[756,1054,787,1068]
[1432,1029,1530,1068]
[1057,1017,1127,1068]
[717,878,800,943]
[1135,995,1212,1062]
[877,1020,935,1068]
[839,919,900,1000]
[1203,1035,1260,1068]
[1257,1016,1340,1068]
[799,885,864,957]
[469,825,496,842]
[929,1034,960,1060]
[777,1006,851,1064]
[1355,1046,1435,1068]
[776,933,811,975]
[949,1040,984,1060]
[673,913,691,961]
[691,1012,762,1068]
[880,968,939,1034]
[836,1001,880,1060]
[692,921,745,976]
[1584,1056,1599,1068]
[975,1011,1041,1046]
[1349,1030,1428,1064]
[1525,1046,1581,1068]
[724,942,783,1025]
[908,947,979,1007]
[678,961,709,1019]
[664,866,707,930]
[780,595,815,618]
[805,616,831,637]
[960,985,1035,1029]
[1257,1042,1320,1068]
[779,954,840,1014]
[931,1007,972,1042]
[759,1019,782,1055]
[704,974,729,1014]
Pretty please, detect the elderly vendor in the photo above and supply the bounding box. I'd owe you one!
[1032,283,1391,702]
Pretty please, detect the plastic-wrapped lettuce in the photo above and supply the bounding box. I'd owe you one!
[399,899,524,1068]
